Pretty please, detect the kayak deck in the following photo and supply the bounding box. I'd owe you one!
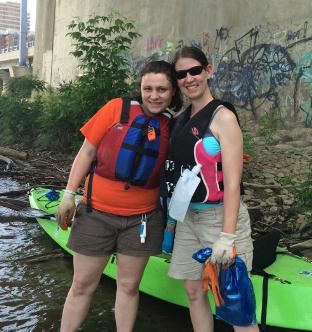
[29,187,312,330]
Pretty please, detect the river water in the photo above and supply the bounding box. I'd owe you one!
[0,176,301,332]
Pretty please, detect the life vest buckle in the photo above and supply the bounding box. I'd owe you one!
[147,126,156,141]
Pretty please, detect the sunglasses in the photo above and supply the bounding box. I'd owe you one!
[175,65,204,80]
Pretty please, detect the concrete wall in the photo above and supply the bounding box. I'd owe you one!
[33,0,312,125]
[33,0,56,85]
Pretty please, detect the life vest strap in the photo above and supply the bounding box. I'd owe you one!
[121,142,159,157]
[130,179,148,186]
[120,97,131,123]
[131,121,147,130]
[86,159,97,212]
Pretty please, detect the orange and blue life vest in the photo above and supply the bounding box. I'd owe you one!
[87,98,171,211]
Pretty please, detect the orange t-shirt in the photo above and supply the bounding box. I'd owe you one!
[80,98,161,216]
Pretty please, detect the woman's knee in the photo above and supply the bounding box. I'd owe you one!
[184,281,205,302]
[70,278,98,297]
[117,278,140,297]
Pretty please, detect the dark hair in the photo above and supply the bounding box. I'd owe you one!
[171,46,209,68]
[138,60,182,112]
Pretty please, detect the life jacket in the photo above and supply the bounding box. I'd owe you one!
[164,99,241,203]
[86,98,171,211]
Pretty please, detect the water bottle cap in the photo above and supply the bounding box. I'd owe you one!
[192,164,202,175]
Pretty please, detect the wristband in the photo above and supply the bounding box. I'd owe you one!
[63,189,76,196]
[63,189,76,200]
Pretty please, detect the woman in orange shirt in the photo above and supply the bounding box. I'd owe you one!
[56,60,182,332]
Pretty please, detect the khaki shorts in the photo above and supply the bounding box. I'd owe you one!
[67,202,165,257]
[168,201,254,280]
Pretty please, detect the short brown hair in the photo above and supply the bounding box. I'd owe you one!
[138,60,182,112]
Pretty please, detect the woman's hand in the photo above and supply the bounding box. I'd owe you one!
[55,139,97,230]
[56,191,76,230]
[210,232,236,265]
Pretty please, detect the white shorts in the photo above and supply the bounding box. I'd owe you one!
[168,201,254,280]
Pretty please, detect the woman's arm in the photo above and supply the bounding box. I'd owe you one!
[209,107,243,264]
[212,107,243,234]
[65,138,97,192]
[56,139,97,228]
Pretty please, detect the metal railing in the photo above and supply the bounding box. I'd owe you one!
[0,40,35,54]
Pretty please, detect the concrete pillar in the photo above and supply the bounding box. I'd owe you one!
[11,65,32,77]
[0,69,11,93]
[19,0,28,66]
[33,0,56,83]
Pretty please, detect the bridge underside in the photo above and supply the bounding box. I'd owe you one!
[0,46,34,92]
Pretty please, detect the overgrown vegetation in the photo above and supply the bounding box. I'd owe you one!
[257,108,282,143]
[292,160,312,221]
[6,75,45,99]
[279,160,312,222]
[242,129,256,156]
[0,12,140,151]
[256,107,312,221]
[0,75,45,145]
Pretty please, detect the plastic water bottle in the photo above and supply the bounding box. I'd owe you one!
[168,164,202,222]
[162,216,177,253]
[140,214,147,243]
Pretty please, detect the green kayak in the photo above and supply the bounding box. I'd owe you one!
[29,187,312,331]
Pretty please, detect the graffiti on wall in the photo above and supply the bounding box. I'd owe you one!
[294,49,312,125]
[146,36,164,53]
[286,21,308,42]
[129,21,312,125]
[211,28,296,115]
[126,40,174,78]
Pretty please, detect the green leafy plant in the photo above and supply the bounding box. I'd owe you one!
[67,12,140,99]
[279,160,312,222]
[257,108,282,143]
[279,175,294,186]
[6,75,45,99]
[0,95,42,145]
[38,82,103,150]
[242,129,256,156]
[0,13,140,152]
[0,75,45,145]
[292,159,312,221]
[38,12,140,151]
